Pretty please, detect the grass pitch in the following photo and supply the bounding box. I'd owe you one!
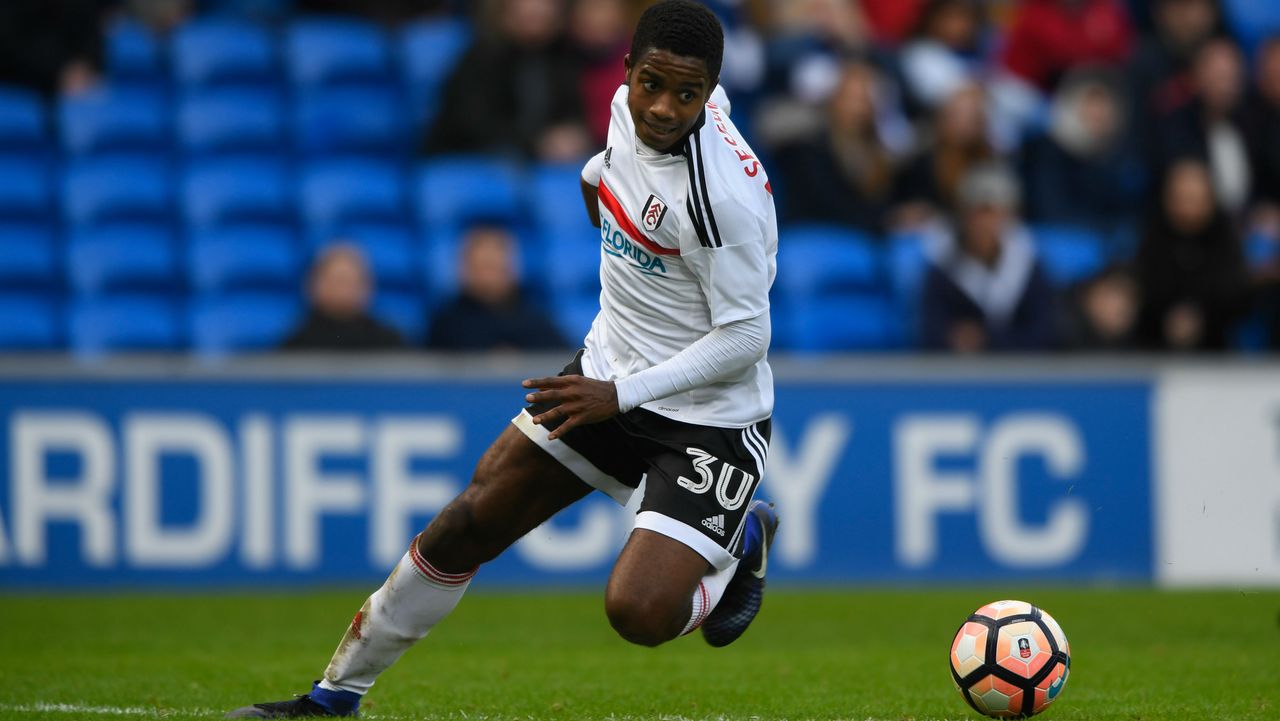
[1,587,1277,721]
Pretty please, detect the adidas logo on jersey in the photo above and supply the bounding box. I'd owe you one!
[701,514,727,536]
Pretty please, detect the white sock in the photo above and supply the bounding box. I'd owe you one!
[680,559,739,636]
[320,535,476,695]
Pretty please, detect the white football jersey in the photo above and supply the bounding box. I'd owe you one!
[581,84,777,428]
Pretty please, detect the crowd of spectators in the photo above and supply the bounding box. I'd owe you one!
[3,0,1280,354]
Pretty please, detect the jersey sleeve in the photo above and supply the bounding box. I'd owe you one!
[681,200,772,327]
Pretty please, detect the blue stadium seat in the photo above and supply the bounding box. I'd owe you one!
[551,294,599,346]
[1032,225,1106,286]
[0,295,59,350]
[286,19,392,90]
[373,290,424,343]
[105,18,164,85]
[300,159,406,237]
[189,226,301,294]
[885,231,930,347]
[69,295,184,355]
[0,224,57,288]
[1245,230,1279,268]
[774,225,883,302]
[399,18,471,125]
[0,86,46,151]
[1224,0,1280,56]
[177,89,285,156]
[190,293,303,355]
[63,157,171,228]
[59,89,168,156]
[782,294,897,352]
[182,158,291,231]
[534,166,601,298]
[293,87,405,156]
[0,157,52,219]
[172,18,276,88]
[415,157,523,231]
[312,223,419,290]
[67,225,178,295]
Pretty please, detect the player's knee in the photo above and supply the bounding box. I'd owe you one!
[417,496,493,572]
[604,591,681,647]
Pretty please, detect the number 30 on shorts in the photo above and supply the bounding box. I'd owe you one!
[676,447,756,511]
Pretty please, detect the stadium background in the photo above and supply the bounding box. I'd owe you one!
[1,1,1279,719]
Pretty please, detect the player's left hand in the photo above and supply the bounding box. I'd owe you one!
[523,375,619,441]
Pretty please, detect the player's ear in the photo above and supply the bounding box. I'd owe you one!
[623,54,633,84]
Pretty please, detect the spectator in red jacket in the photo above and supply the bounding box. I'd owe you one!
[999,0,1135,93]
[569,0,628,147]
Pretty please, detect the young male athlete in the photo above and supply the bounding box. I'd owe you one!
[229,2,778,716]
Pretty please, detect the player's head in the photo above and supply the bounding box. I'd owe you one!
[624,0,723,152]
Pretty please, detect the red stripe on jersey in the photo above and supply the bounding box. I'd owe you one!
[598,179,680,257]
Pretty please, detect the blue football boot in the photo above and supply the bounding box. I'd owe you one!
[701,500,778,647]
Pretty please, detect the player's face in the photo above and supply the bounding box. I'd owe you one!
[624,49,712,152]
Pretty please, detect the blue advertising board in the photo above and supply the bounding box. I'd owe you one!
[0,372,1152,588]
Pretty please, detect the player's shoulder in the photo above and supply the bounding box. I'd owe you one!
[685,90,771,213]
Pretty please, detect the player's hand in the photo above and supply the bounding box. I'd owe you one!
[522,375,620,441]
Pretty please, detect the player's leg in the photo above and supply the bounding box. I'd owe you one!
[228,426,591,718]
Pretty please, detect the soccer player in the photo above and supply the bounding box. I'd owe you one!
[229,2,778,716]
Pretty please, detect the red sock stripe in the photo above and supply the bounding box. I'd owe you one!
[408,535,477,586]
[683,582,711,635]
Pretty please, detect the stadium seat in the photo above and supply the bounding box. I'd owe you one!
[885,231,931,347]
[1032,225,1106,286]
[300,159,406,237]
[0,224,58,288]
[312,223,419,290]
[534,166,601,297]
[782,293,898,352]
[293,86,406,156]
[774,225,884,302]
[415,157,524,231]
[182,158,292,230]
[1224,0,1280,56]
[67,225,178,295]
[399,18,471,125]
[551,294,599,347]
[286,19,392,90]
[68,295,184,356]
[1245,230,1280,269]
[0,86,46,151]
[177,89,285,156]
[0,157,52,219]
[190,293,303,356]
[373,290,425,343]
[172,18,276,88]
[62,157,172,228]
[105,17,164,85]
[0,294,60,350]
[59,89,168,156]
[189,226,301,294]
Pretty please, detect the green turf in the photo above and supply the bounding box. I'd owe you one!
[0,588,1276,720]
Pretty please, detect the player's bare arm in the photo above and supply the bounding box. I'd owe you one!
[581,177,601,228]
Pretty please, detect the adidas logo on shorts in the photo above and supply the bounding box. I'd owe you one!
[701,514,726,536]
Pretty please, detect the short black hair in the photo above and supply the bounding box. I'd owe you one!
[629,0,724,84]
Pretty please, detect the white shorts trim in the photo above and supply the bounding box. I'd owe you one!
[634,510,737,571]
[512,410,636,505]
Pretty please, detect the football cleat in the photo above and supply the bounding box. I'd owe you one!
[226,683,358,718]
[701,500,778,647]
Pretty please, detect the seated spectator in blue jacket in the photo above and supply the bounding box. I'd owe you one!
[920,163,1059,352]
[426,224,568,351]
[283,244,406,352]
[1020,69,1143,234]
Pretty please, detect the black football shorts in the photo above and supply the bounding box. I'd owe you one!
[513,350,771,571]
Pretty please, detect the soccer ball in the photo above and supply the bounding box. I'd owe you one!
[948,600,1071,718]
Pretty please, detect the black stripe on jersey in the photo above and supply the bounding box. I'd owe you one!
[683,139,713,249]
[690,131,723,248]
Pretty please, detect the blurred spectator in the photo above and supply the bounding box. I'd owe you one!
[998,0,1135,93]
[893,84,997,228]
[0,0,107,96]
[1153,37,1251,215]
[899,0,988,113]
[771,59,903,233]
[426,225,567,351]
[1135,158,1250,350]
[1245,36,1280,226]
[861,0,927,45]
[283,244,406,352]
[569,0,628,147]
[762,0,871,103]
[1020,68,1143,231]
[296,0,451,24]
[1062,264,1141,350]
[425,0,590,163]
[1127,0,1223,128]
[919,162,1059,352]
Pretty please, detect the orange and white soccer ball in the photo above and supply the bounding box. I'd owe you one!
[949,600,1071,718]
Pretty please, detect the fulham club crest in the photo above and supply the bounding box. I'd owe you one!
[641,193,668,232]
